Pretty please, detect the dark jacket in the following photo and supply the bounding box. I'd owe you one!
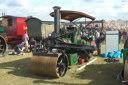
[30,40,37,48]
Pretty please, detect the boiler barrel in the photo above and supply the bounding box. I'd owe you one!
[31,52,68,77]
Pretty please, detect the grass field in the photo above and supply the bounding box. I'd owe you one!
[0,42,124,85]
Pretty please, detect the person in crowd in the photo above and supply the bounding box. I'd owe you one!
[29,38,37,52]
[95,30,100,39]
[100,30,105,37]
[122,29,127,43]
[22,33,29,52]
[126,31,128,40]
[14,42,26,55]
[82,29,88,37]
[95,30,105,55]
[118,30,122,44]
[89,30,93,35]
[100,30,105,41]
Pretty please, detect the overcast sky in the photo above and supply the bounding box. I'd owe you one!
[0,0,128,21]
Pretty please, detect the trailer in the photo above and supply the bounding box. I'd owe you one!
[25,17,65,41]
[25,18,55,41]
[0,15,28,48]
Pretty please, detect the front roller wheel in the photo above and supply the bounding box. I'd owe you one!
[56,55,68,77]
[31,52,68,77]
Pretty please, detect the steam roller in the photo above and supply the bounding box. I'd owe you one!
[30,6,96,77]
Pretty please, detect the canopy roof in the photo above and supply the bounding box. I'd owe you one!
[50,10,95,22]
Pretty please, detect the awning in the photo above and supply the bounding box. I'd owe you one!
[50,10,96,22]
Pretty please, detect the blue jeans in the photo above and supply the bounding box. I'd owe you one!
[15,47,21,54]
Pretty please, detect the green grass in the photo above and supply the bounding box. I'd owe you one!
[0,42,124,85]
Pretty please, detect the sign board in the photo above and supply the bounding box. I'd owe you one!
[106,31,119,52]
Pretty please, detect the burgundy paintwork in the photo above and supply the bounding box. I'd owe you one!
[1,15,27,45]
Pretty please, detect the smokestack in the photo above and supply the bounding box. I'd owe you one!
[53,6,61,36]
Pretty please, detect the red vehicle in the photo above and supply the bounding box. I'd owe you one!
[0,15,28,47]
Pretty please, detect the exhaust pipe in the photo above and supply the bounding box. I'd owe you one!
[53,6,61,36]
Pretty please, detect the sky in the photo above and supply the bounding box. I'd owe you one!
[0,0,128,21]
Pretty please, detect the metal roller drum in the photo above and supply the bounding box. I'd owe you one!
[31,52,68,77]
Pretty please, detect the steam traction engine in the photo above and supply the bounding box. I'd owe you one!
[31,6,96,77]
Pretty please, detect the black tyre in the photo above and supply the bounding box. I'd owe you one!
[56,55,68,77]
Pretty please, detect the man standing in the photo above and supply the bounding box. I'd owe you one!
[95,30,100,39]
[118,30,122,44]
[95,30,105,55]
[22,33,29,52]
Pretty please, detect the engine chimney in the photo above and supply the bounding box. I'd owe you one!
[53,6,61,36]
